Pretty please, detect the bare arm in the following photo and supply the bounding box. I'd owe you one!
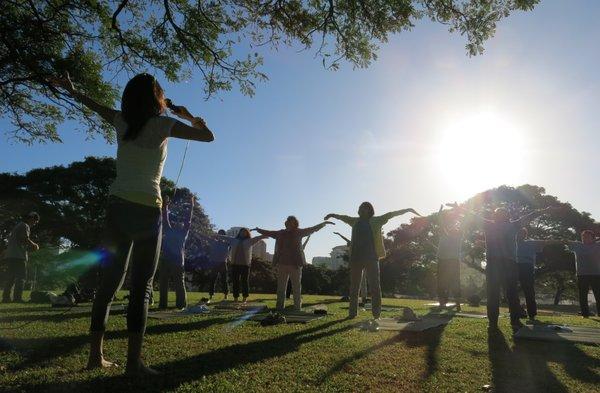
[298,221,335,237]
[183,196,195,232]
[324,213,357,227]
[378,208,421,224]
[253,228,281,238]
[166,101,214,142]
[302,235,311,250]
[445,202,490,225]
[51,73,117,123]
[333,232,351,245]
[513,207,551,226]
[162,202,172,230]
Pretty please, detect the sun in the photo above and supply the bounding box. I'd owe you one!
[435,110,530,198]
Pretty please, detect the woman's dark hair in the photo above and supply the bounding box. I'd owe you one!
[286,216,299,228]
[359,202,375,218]
[121,73,166,141]
[237,228,251,239]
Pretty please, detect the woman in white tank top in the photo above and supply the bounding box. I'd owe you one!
[52,72,214,375]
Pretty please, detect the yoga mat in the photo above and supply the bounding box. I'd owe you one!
[212,301,268,312]
[363,317,450,332]
[430,311,488,319]
[249,311,324,324]
[514,324,600,345]
[147,305,211,320]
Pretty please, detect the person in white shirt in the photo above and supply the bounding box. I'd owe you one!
[52,72,214,375]
[564,230,600,318]
[436,207,463,311]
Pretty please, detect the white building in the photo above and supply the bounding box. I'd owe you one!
[312,245,348,270]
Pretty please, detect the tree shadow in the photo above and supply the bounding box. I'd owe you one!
[11,318,351,392]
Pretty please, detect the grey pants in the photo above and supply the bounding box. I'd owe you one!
[159,258,187,309]
[276,264,302,311]
[90,197,162,333]
[349,259,382,318]
[2,258,26,302]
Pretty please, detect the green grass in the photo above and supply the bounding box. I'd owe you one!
[1,292,599,393]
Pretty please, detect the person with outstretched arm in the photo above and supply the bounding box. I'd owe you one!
[324,203,421,321]
[446,202,554,330]
[515,227,555,322]
[254,217,333,311]
[2,212,40,303]
[435,205,464,311]
[215,228,268,302]
[51,72,214,375]
[198,230,232,303]
[564,230,600,318]
[159,195,194,310]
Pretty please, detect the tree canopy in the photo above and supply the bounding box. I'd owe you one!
[1,0,539,143]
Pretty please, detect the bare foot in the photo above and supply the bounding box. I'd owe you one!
[86,357,118,370]
[126,361,161,376]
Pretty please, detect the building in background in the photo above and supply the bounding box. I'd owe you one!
[312,245,348,270]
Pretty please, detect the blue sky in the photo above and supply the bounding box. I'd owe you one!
[2,1,599,260]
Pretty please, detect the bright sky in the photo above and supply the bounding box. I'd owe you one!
[1,1,599,261]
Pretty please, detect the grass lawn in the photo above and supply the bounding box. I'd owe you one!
[1,292,599,393]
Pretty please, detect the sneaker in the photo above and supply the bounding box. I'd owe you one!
[242,297,248,303]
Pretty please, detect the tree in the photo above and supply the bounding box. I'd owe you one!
[385,184,599,302]
[1,0,540,143]
[0,156,214,289]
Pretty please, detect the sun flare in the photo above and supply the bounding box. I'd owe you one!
[435,111,529,197]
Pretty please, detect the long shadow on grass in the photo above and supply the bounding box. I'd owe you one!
[6,316,233,371]
[487,328,600,392]
[318,308,452,384]
[13,318,351,392]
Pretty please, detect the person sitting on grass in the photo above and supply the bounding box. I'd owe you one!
[324,203,421,322]
[253,217,334,311]
[214,228,268,303]
[198,230,232,303]
[2,212,40,303]
[158,195,194,310]
[446,202,555,331]
[51,72,214,375]
[564,230,600,318]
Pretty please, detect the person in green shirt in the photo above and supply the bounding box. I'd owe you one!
[325,202,420,320]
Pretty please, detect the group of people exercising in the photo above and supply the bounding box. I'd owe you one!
[2,72,598,376]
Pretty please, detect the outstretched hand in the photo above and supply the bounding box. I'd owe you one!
[323,221,335,226]
[445,202,459,209]
[324,214,335,221]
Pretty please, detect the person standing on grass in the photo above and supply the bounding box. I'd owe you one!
[215,228,267,303]
[515,227,555,322]
[436,206,463,311]
[158,195,194,310]
[51,72,214,375]
[564,230,600,318]
[325,203,421,321]
[254,217,333,311]
[446,203,554,330]
[334,231,369,305]
[2,212,40,303]
[286,235,311,300]
[199,230,231,303]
